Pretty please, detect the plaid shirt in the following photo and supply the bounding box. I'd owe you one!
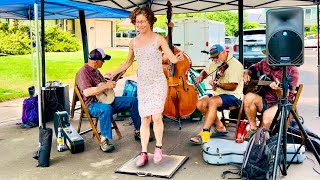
[76,64,105,106]
[251,58,299,107]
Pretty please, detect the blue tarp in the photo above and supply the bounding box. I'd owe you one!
[0,0,130,20]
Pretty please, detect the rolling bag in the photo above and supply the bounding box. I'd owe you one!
[62,125,85,154]
[202,138,248,165]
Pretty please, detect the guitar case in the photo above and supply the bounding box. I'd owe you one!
[202,138,248,165]
[285,144,306,163]
[62,125,85,154]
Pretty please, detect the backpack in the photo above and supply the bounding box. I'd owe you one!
[122,80,137,97]
[241,128,278,180]
[22,96,39,125]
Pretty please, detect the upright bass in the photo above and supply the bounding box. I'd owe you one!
[163,1,198,120]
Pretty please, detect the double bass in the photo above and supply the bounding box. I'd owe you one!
[163,1,198,121]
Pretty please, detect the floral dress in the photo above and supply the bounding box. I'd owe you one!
[133,35,167,118]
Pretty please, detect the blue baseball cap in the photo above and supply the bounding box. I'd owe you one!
[209,44,224,58]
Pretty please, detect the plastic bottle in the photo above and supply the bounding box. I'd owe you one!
[202,128,211,143]
[57,128,64,152]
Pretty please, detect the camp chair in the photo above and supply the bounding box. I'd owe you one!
[70,83,122,144]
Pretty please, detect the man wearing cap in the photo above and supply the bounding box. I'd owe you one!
[190,44,244,145]
[76,48,141,152]
[243,50,299,140]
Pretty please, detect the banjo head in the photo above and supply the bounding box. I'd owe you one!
[96,82,115,104]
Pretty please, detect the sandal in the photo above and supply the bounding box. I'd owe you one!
[211,125,229,138]
[190,135,202,145]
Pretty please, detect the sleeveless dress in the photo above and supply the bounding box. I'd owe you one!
[133,35,168,118]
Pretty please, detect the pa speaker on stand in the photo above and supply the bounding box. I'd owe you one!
[266,7,320,180]
[266,7,304,66]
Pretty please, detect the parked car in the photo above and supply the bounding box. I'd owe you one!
[233,28,266,69]
[225,36,236,53]
[304,34,319,48]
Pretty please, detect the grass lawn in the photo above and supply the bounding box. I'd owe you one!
[0,50,136,102]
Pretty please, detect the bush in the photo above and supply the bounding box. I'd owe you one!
[0,24,31,55]
[45,26,81,52]
[0,23,81,55]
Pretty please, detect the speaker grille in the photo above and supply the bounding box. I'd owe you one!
[267,30,303,66]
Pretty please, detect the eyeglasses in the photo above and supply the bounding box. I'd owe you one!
[97,59,105,63]
[136,20,147,25]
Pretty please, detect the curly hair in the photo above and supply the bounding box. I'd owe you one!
[129,6,157,28]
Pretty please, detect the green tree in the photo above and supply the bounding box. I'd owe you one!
[153,11,260,36]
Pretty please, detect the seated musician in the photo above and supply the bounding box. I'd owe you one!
[76,48,141,152]
[243,49,299,140]
[190,44,244,145]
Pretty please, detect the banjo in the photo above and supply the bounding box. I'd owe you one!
[96,71,125,104]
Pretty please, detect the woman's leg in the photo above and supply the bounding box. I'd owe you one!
[140,116,152,152]
[152,113,164,147]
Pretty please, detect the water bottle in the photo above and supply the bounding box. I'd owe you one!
[202,128,210,143]
[57,128,64,152]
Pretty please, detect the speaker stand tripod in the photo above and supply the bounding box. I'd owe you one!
[271,66,320,180]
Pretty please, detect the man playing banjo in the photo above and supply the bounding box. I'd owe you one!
[76,48,142,153]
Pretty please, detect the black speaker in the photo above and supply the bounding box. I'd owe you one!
[42,84,70,123]
[266,7,304,66]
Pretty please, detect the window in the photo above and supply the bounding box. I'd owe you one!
[122,32,129,38]
[129,31,137,38]
[305,9,311,19]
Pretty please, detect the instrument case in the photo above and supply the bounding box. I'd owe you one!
[202,138,248,165]
[285,144,306,163]
[62,125,85,154]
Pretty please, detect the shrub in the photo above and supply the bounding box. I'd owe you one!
[0,23,81,55]
[45,26,81,52]
[0,24,31,55]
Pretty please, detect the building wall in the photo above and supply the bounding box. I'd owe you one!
[304,6,318,27]
[75,18,116,51]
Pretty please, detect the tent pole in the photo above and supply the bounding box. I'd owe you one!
[317,0,320,117]
[79,10,89,63]
[29,7,35,87]
[41,0,45,88]
[238,0,244,66]
[41,0,46,129]
[34,3,42,128]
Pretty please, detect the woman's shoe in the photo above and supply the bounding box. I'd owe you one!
[136,153,148,167]
[153,147,163,164]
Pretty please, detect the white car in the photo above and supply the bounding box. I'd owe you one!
[304,35,319,48]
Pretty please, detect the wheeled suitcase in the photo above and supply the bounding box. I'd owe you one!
[202,138,248,165]
[286,144,306,163]
[62,125,85,154]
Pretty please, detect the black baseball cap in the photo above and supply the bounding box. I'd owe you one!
[89,48,111,61]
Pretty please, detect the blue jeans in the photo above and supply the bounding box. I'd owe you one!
[88,96,141,140]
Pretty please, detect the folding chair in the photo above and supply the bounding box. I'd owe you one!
[70,83,122,144]
[221,84,303,139]
[270,84,304,133]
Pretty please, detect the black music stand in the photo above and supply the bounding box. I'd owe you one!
[271,66,320,179]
